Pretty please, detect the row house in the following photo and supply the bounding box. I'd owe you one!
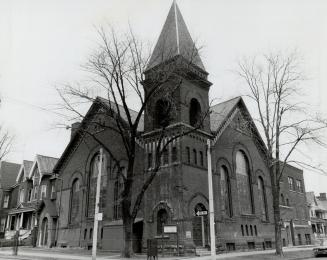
[306,192,327,241]
[0,161,21,238]
[0,155,58,246]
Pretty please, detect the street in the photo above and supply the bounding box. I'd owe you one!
[0,245,324,260]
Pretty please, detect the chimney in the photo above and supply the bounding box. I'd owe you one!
[71,122,81,139]
[319,193,326,200]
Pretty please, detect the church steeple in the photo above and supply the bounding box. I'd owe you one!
[146,1,205,72]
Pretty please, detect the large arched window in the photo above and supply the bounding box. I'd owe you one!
[157,209,168,235]
[87,153,108,217]
[69,178,80,223]
[220,166,232,217]
[258,176,268,221]
[236,150,253,214]
[189,98,202,127]
[155,99,172,128]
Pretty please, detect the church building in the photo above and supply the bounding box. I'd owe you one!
[35,1,311,253]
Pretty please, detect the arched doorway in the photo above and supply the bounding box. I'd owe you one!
[192,203,208,247]
[157,208,168,235]
[40,218,48,246]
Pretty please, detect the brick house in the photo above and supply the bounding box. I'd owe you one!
[45,1,312,253]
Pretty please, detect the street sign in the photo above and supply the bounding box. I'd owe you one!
[96,213,103,221]
[164,225,177,233]
[195,210,208,216]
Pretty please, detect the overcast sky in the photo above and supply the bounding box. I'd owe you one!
[0,0,327,193]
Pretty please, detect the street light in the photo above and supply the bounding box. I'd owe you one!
[206,139,216,258]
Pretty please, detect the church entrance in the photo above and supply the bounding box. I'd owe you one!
[192,203,209,247]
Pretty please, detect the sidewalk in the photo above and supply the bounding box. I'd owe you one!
[0,245,316,260]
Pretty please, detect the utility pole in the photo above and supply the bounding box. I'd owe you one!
[206,139,216,258]
[92,148,103,260]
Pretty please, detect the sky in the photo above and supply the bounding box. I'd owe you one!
[0,0,327,193]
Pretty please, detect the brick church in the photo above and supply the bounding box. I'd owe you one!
[2,1,311,253]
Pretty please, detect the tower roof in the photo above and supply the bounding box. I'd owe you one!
[146,1,205,71]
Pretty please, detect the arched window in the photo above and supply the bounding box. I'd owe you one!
[155,99,172,128]
[193,149,197,164]
[189,98,202,127]
[220,166,232,217]
[157,209,168,235]
[280,193,285,205]
[87,153,108,217]
[199,151,204,166]
[113,167,124,220]
[236,150,253,214]
[69,178,80,223]
[186,147,191,163]
[258,176,268,221]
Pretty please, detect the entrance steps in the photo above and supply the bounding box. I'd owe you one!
[195,247,210,256]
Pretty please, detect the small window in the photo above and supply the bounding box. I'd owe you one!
[186,147,190,163]
[250,225,253,236]
[288,177,294,191]
[41,185,47,199]
[286,198,290,206]
[254,225,258,236]
[265,241,272,248]
[101,228,104,239]
[296,180,302,192]
[172,146,177,162]
[84,229,87,240]
[89,228,93,239]
[226,243,235,251]
[193,149,197,164]
[241,225,244,236]
[247,242,255,249]
[3,195,9,208]
[199,151,204,166]
[246,225,249,236]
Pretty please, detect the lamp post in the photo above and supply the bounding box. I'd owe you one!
[92,148,103,260]
[206,139,216,258]
[54,174,63,247]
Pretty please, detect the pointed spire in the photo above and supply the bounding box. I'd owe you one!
[146,1,205,71]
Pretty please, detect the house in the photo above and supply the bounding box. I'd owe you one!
[0,161,21,238]
[306,192,327,242]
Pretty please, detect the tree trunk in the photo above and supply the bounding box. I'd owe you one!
[122,215,133,258]
[272,186,283,256]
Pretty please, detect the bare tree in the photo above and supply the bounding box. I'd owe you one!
[0,126,12,161]
[56,26,209,257]
[237,51,327,256]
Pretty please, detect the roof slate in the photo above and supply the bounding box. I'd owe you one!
[146,2,205,71]
[210,97,241,132]
[97,97,144,132]
[0,161,21,189]
[36,155,59,175]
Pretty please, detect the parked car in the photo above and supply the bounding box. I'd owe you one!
[314,240,327,257]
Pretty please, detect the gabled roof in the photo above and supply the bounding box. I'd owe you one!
[210,97,241,133]
[146,1,205,71]
[54,97,144,173]
[16,160,33,183]
[28,154,59,179]
[97,97,144,132]
[0,161,21,189]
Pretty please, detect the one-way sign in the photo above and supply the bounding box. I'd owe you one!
[195,210,208,216]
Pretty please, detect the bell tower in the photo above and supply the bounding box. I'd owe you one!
[143,1,212,133]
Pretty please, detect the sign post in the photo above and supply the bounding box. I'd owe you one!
[92,148,103,260]
[207,139,216,258]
